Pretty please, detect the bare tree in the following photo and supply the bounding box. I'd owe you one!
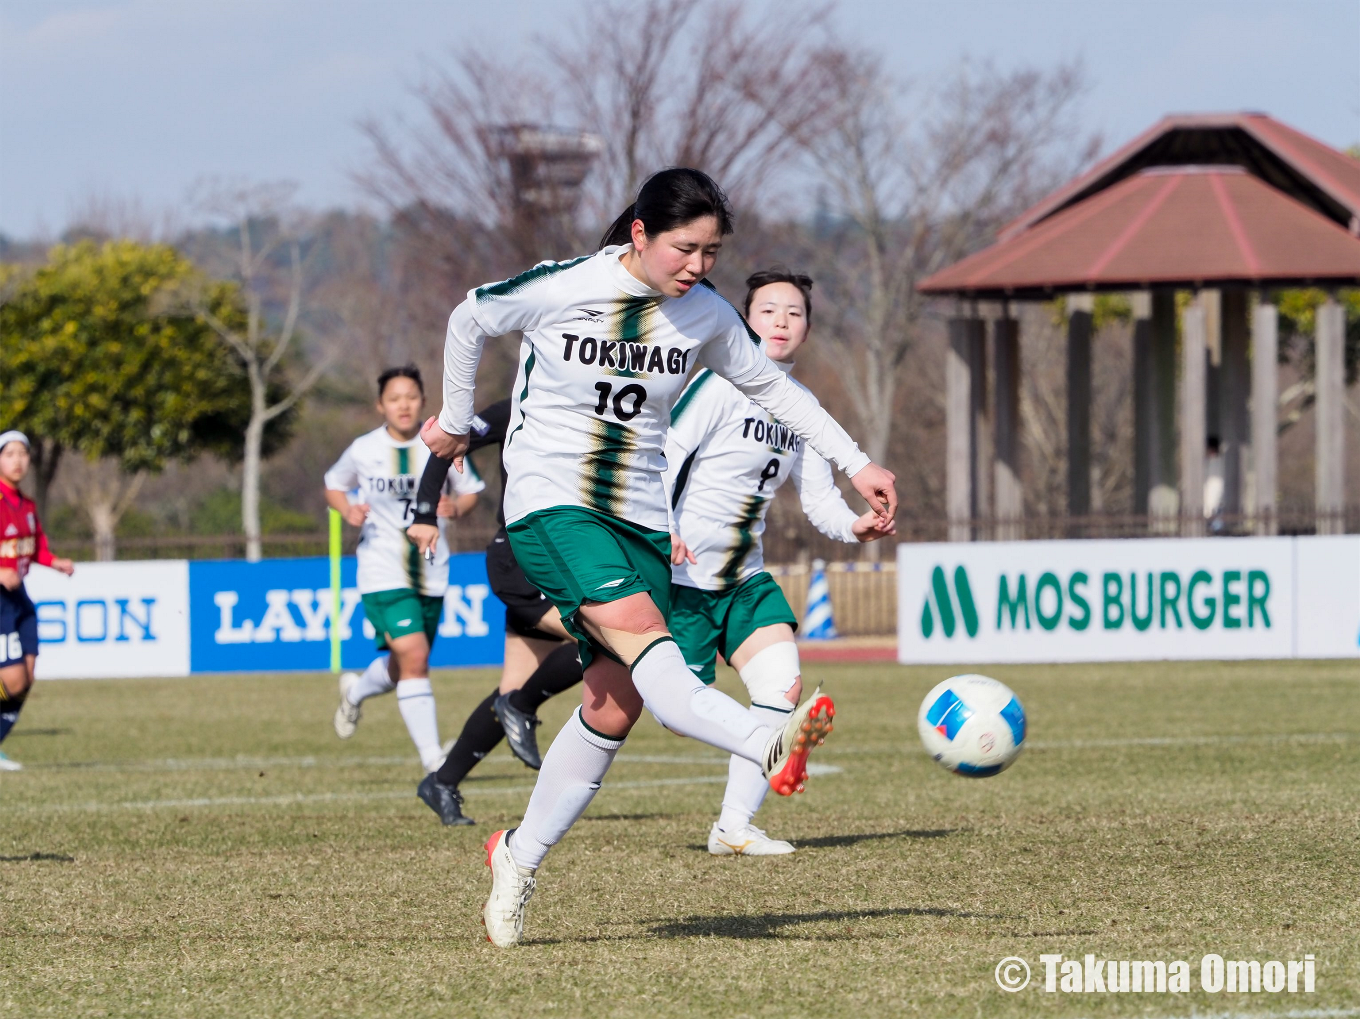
[794,55,1099,468]
[53,458,146,561]
[361,0,837,257]
[360,51,562,260]
[551,0,833,216]
[186,183,332,562]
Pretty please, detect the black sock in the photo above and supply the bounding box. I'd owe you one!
[435,691,502,788]
[508,644,583,714]
[0,690,26,745]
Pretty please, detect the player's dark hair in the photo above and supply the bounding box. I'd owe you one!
[744,266,814,323]
[377,364,424,397]
[599,168,734,249]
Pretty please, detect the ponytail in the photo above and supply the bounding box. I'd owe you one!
[598,168,733,250]
[599,203,637,249]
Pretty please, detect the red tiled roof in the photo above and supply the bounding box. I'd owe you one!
[918,166,1360,297]
[996,112,1360,242]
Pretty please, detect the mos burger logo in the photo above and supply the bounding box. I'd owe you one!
[920,564,1274,639]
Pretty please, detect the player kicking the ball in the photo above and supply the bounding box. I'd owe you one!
[324,366,484,782]
[413,168,896,946]
[665,268,895,857]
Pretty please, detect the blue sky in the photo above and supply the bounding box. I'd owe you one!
[1,0,1356,237]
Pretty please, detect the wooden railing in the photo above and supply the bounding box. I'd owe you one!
[768,561,897,637]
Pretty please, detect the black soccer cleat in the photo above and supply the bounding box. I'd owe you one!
[493,693,543,770]
[417,772,475,826]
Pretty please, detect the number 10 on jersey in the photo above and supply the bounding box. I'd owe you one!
[593,382,647,421]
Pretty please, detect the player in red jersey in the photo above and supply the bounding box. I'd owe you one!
[0,431,75,771]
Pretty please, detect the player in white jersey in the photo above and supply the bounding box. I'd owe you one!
[666,267,896,857]
[324,366,484,781]
[414,168,897,947]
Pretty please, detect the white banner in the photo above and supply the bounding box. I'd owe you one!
[898,536,1360,664]
[22,560,190,679]
[1294,535,1360,658]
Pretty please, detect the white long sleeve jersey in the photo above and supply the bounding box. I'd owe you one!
[439,246,870,532]
[324,426,485,596]
[664,365,862,591]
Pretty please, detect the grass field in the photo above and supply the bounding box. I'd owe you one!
[2,659,1358,1018]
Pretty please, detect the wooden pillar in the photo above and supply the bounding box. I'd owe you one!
[1180,300,1206,536]
[1132,293,1152,515]
[1251,300,1278,535]
[947,315,985,542]
[1219,288,1249,519]
[1066,294,1093,532]
[1315,298,1346,535]
[1150,290,1180,526]
[1202,290,1222,448]
[993,315,1022,540]
[972,315,990,530]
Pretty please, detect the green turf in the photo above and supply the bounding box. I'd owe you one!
[2,660,1358,1018]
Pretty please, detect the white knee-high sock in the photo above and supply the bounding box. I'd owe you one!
[349,654,395,704]
[395,678,443,772]
[630,639,773,764]
[718,703,792,831]
[509,707,624,871]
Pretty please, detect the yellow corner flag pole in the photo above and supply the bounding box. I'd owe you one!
[329,508,342,674]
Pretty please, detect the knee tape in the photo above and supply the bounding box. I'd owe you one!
[597,626,672,667]
[737,641,800,708]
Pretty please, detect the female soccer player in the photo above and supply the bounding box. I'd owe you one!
[324,366,484,780]
[407,398,583,827]
[417,167,896,946]
[666,268,895,857]
[0,431,75,772]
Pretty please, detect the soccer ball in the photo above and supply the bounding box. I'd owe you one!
[917,674,1026,777]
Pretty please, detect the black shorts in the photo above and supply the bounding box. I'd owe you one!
[1,583,38,666]
[485,530,561,642]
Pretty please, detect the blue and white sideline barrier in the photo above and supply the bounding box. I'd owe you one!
[801,558,838,641]
[23,553,505,678]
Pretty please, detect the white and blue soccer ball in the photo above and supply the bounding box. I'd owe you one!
[917,674,1026,777]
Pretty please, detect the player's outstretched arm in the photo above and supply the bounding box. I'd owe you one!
[850,463,897,526]
[700,322,897,524]
[794,448,897,543]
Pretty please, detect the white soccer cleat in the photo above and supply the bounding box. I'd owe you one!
[708,822,795,856]
[0,750,22,772]
[334,672,362,739]
[762,684,835,796]
[482,829,536,948]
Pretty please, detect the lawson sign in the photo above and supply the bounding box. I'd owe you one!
[23,553,504,678]
[898,535,1360,664]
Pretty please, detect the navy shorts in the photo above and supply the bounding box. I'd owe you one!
[0,584,38,666]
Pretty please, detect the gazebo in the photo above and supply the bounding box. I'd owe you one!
[917,112,1360,540]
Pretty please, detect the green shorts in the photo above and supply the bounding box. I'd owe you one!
[505,506,672,669]
[361,589,443,651]
[669,572,798,684]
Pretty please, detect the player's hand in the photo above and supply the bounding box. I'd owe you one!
[406,523,439,556]
[342,503,370,527]
[851,510,897,542]
[51,557,75,576]
[670,533,697,566]
[436,495,459,519]
[850,463,897,527]
[421,416,469,472]
[0,566,19,590]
